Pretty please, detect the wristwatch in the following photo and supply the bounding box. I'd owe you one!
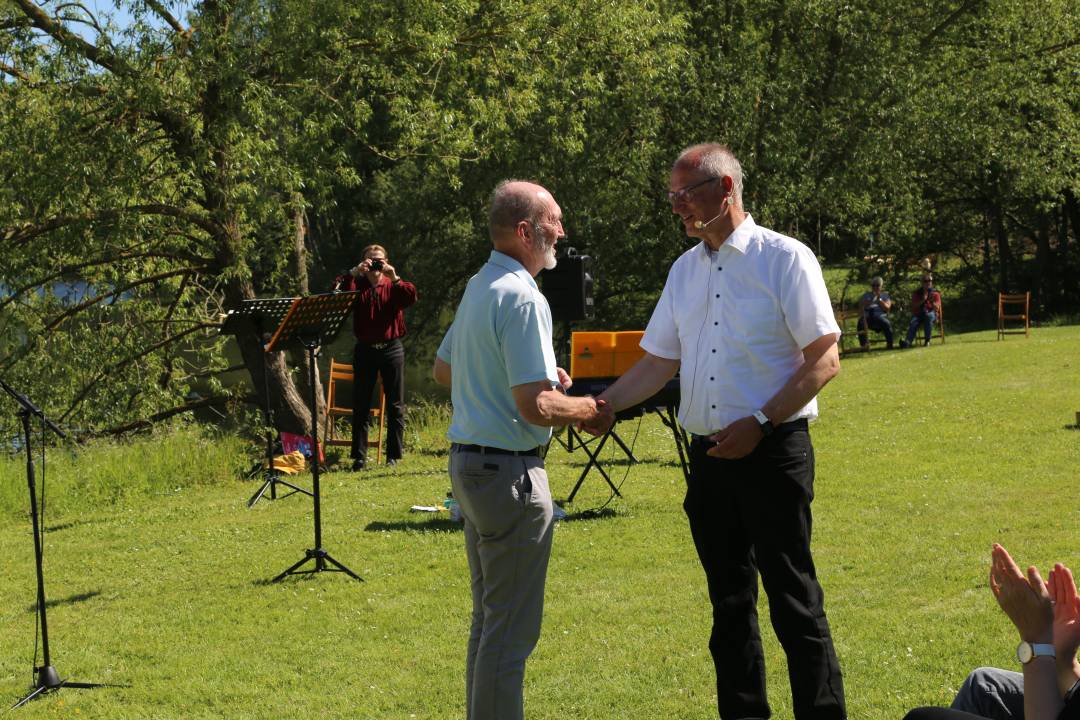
[752,410,774,437]
[1017,641,1055,664]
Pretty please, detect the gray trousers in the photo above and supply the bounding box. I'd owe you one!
[951,667,1025,719]
[449,448,554,720]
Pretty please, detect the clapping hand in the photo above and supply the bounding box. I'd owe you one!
[1049,563,1080,661]
[990,543,1054,643]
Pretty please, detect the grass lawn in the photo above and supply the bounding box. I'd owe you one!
[1,326,1078,719]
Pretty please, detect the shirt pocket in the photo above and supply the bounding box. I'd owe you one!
[730,298,777,339]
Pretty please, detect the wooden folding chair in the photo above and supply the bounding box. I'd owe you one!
[998,292,1030,340]
[323,358,385,464]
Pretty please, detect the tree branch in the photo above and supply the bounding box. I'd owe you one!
[97,394,236,437]
[10,0,129,75]
[0,250,211,311]
[59,321,218,421]
[0,61,31,82]
[141,0,186,35]
[43,266,205,332]
[5,203,219,248]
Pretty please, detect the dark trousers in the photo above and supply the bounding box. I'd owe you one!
[903,710,985,720]
[685,423,846,720]
[857,311,893,347]
[351,339,406,463]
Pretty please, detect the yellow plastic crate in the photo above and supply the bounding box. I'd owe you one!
[571,331,644,378]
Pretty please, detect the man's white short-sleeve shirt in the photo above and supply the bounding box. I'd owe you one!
[641,215,839,436]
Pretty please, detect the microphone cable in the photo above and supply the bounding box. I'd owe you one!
[579,413,644,517]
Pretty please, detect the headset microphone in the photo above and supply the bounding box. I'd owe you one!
[693,193,734,229]
[694,212,724,230]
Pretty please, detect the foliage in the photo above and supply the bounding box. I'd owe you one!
[1,326,1079,717]
[0,0,1077,438]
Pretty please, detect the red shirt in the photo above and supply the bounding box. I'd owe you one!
[910,287,942,316]
[334,274,418,344]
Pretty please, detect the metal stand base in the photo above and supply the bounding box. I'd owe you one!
[247,470,312,508]
[273,547,362,583]
[12,666,105,709]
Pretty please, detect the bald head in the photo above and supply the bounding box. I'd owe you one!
[488,180,552,242]
[675,143,744,208]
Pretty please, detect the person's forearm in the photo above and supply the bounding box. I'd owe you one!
[532,389,598,426]
[432,357,451,388]
[597,353,680,413]
[1057,657,1080,697]
[760,335,840,423]
[1026,656,1066,720]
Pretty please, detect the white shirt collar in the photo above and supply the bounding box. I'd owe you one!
[696,214,757,261]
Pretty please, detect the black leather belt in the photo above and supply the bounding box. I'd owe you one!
[691,418,808,444]
[362,339,398,350]
[451,443,541,457]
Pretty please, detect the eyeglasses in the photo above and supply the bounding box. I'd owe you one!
[667,177,718,205]
[922,279,933,284]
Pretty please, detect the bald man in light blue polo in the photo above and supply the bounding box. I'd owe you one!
[433,179,604,720]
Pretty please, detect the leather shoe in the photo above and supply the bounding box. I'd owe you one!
[351,459,365,472]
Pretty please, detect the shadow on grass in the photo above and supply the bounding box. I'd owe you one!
[364,518,464,533]
[548,504,620,523]
[44,519,100,534]
[27,590,102,613]
[413,446,449,458]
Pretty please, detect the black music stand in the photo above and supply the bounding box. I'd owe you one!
[564,416,633,503]
[0,378,106,709]
[263,292,363,583]
[222,299,314,508]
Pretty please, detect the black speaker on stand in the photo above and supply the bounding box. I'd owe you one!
[540,248,594,323]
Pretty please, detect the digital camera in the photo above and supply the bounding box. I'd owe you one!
[369,259,384,271]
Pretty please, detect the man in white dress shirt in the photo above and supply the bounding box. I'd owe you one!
[583,143,846,719]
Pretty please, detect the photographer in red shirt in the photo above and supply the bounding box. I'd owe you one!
[900,273,942,348]
[334,244,417,470]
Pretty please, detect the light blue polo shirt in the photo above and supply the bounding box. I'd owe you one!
[436,250,559,451]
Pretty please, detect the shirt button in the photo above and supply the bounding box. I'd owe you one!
[711,404,716,409]
[715,294,720,298]
[710,377,714,381]
[712,349,716,353]
[717,267,723,271]
[714,321,718,326]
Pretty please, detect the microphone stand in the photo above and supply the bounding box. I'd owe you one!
[0,378,105,709]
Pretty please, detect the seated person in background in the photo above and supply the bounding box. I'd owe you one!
[900,274,942,348]
[904,544,1080,720]
[858,276,894,349]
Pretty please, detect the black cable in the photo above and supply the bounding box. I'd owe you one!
[583,414,643,516]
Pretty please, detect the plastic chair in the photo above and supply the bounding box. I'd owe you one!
[323,358,385,464]
[998,292,1030,339]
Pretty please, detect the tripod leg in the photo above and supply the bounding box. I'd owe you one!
[12,684,49,709]
[273,478,312,497]
[272,554,315,583]
[321,552,364,582]
[247,479,272,508]
[567,432,611,503]
[608,430,639,463]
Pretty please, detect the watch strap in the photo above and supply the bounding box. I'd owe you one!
[753,410,774,436]
[1018,641,1056,664]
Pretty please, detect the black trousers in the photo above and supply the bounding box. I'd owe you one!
[351,339,406,463]
[902,710,984,720]
[685,422,846,720]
